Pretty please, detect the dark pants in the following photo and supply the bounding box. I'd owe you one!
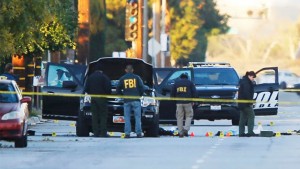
[239,106,255,135]
[91,98,108,136]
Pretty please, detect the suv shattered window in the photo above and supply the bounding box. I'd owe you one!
[47,64,85,87]
[48,65,73,87]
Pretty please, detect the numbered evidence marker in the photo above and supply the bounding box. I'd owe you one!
[219,131,224,138]
[121,133,125,138]
[275,132,281,137]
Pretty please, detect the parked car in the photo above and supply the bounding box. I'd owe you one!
[41,57,159,137]
[294,83,300,96]
[153,62,279,125]
[0,80,31,148]
[256,70,300,89]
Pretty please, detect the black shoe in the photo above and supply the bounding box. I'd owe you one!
[239,133,247,137]
[124,134,130,138]
[183,130,189,137]
[137,133,143,138]
[247,133,259,137]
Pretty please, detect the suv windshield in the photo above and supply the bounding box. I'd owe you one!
[193,68,239,85]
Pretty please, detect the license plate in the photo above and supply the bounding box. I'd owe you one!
[210,105,221,111]
[113,116,125,123]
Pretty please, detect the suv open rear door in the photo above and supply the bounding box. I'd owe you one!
[254,67,279,116]
[41,63,86,120]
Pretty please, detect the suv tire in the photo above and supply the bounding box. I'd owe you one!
[76,111,89,137]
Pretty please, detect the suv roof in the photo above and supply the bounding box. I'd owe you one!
[188,62,231,68]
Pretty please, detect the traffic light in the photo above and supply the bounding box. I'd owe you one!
[125,1,138,41]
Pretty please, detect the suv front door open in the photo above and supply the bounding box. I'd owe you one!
[42,63,86,120]
[254,67,279,116]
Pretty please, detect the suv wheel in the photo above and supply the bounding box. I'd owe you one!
[15,135,27,148]
[144,115,159,137]
[232,118,239,126]
[76,111,90,137]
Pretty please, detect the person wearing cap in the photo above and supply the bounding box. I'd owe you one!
[238,71,257,137]
[0,63,19,81]
[171,72,197,138]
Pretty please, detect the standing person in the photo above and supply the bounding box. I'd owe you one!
[0,63,19,81]
[171,73,197,138]
[117,65,144,138]
[84,70,111,137]
[238,71,257,137]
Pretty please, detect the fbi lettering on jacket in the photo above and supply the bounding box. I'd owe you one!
[124,79,136,88]
[177,87,187,92]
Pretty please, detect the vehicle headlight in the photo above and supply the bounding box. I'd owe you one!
[1,111,23,120]
[84,94,91,103]
[141,96,157,107]
[233,91,238,100]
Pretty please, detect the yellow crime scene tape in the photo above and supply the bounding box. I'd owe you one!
[0,89,300,105]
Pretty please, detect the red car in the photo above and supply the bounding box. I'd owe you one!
[0,80,31,148]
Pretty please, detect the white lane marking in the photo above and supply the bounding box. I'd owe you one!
[191,127,235,169]
[192,165,199,169]
[196,159,205,164]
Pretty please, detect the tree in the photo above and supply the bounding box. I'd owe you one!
[169,0,229,66]
[0,0,49,60]
[89,0,107,62]
[190,0,229,62]
[0,0,77,61]
[105,0,129,57]
[169,0,202,66]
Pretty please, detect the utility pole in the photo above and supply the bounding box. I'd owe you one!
[161,0,166,67]
[154,0,161,67]
[142,0,148,62]
[77,0,90,65]
[135,0,143,59]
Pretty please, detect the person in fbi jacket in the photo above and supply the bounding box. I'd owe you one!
[117,65,144,138]
[171,73,197,138]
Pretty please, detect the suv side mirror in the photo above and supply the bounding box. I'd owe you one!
[162,87,170,95]
[62,81,78,89]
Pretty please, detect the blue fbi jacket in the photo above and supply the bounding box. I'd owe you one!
[117,73,144,102]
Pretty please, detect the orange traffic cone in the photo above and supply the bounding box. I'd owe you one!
[205,132,210,137]
[226,132,231,137]
[190,132,195,137]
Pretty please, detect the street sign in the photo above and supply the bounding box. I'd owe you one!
[148,37,161,57]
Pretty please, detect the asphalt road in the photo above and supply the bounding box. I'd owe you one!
[1,91,300,169]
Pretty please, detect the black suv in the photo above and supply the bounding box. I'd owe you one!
[42,57,159,137]
[154,62,279,125]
